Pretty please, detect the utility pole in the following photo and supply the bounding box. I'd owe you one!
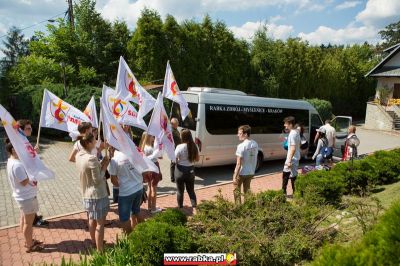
[60,62,67,97]
[67,0,74,29]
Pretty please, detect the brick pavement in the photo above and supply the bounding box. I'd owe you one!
[0,172,288,266]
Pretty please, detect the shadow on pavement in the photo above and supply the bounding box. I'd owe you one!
[40,239,97,254]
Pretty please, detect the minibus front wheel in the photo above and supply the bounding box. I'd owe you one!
[255,152,263,173]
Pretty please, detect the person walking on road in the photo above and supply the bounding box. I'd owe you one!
[5,139,44,252]
[282,116,301,197]
[175,129,199,213]
[75,133,110,252]
[170,118,181,182]
[232,125,259,205]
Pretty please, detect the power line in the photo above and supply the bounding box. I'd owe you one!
[0,10,68,39]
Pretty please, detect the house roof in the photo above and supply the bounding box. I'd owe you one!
[383,43,400,53]
[369,67,400,77]
[365,43,400,77]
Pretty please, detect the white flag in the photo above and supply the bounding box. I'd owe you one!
[103,85,147,130]
[162,61,190,120]
[83,96,98,128]
[0,104,55,181]
[147,92,176,162]
[100,87,158,173]
[39,89,91,137]
[115,56,156,125]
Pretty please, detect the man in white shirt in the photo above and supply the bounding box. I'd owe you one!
[314,120,336,148]
[233,125,259,204]
[282,116,301,197]
[108,148,144,234]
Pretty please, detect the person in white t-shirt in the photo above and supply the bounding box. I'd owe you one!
[314,120,336,148]
[139,132,163,214]
[282,116,301,197]
[175,129,199,212]
[108,148,144,234]
[233,125,259,205]
[17,119,48,227]
[5,139,44,252]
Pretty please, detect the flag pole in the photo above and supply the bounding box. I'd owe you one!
[169,101,174,119]
[148,93,160,131]
[35,89,47,149]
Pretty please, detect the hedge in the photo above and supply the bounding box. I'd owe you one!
[304,98,333,121]
[296,148,400,205]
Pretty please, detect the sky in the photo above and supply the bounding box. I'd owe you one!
[0,0,399,58]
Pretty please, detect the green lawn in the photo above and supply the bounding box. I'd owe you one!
[372,181,400,209]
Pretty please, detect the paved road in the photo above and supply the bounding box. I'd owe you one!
[0,126,399,227]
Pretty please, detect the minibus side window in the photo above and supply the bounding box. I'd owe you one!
[205,104,309,135]
[310,113,323,146]
[172,102,198,131]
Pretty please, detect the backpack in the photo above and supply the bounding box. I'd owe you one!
[300,135,309,150]
[320,146,333,159]
[319,138,333,159]
[282,139,288,151]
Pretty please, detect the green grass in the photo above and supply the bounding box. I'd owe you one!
[316,180,400,244]
[372,181,400,209]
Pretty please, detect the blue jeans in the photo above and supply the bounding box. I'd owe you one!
[316,154,324,166]
[118,189,143,222]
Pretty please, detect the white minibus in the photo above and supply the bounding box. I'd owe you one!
[172,87,352,170]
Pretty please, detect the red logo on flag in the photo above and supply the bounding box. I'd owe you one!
[50,100,68,123]
[25,143,36,158]
[170,80,178,96]
[125,72,137,98]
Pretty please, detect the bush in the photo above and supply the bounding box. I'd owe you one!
[305,98,333,121]
[311,200,400,265]
[191,191,332,265]
[296,170,345,206]
[152,208,187,226]
[365,150,400,184]
[330,160,377,195]
[128,221,195,265]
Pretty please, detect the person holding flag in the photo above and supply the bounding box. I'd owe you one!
[75,133,110,252]
[1,104,54,252]
[139,132,163,214]
[17,119,49,227]
[162,61,190,120]
[6,139,44,252]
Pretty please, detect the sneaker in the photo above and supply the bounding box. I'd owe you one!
[34,218,49,227]
[150,207,163,214]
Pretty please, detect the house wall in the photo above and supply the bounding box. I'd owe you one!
[365,102,393,130]
[375,77,400,98]
[385,52,400,67]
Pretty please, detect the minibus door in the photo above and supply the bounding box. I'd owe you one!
[331,116,352,158]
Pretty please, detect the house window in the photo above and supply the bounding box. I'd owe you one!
[394,84,400,98]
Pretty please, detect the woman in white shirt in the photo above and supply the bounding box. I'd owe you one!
[5,139,43,252]
[175,129,199,212]
[140,133,163,214]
